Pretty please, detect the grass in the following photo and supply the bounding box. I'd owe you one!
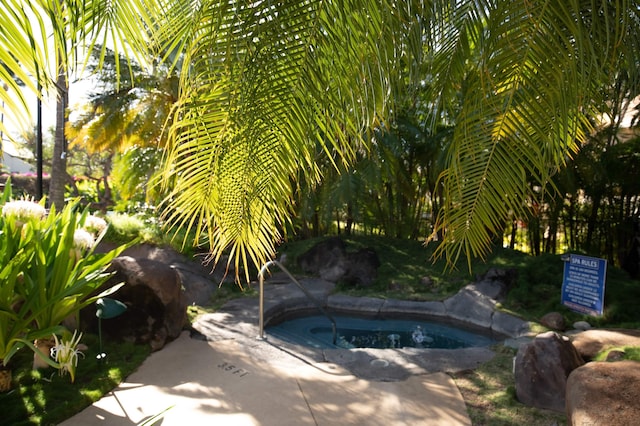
[453,346,566,425]
[0,334,150,425]
[592,346,640,362]
[6,233,639,425]
[275,235,640,425]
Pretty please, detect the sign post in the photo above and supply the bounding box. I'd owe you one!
[561,254,607,317]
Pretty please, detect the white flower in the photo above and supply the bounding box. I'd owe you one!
[50,331,85,383]
[2,199,46,222]
[83,215,107,235]
[73,228,95,250]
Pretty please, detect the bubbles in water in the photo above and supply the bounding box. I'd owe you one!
[387,333,401,348]
[411,325,433,348]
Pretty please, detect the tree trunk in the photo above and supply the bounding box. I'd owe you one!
[510,218,518,250]
[0,362,11,392]
[585,194,602,253]
[49,65,68,209]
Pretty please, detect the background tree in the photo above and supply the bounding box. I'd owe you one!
[153,0,638,279]
[0,0,155,207]
[67,47,179,208]
[2,0,639,282]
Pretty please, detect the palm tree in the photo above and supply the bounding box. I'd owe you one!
[0,0,155,207]
[67,47,179,206]
[155,0,640,278]
[2,0,639,281]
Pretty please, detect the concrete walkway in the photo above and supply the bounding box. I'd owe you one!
[61,331,471,425]
[59,274,531,425]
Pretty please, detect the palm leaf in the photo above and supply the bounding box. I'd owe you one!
[429,0,639,269]
[157,0,426,282]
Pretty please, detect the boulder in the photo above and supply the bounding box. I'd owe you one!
[297,238,380,286]
[570,329,640,361]
[81,256,188,351]
[473,267,517,301]
[298,237,348,282]
[443,287,496,329]
[97,242,225,305]
[342,248,380,287]
[514,331,585,412]
[572,321,592,331]
[540,312,566,331]
[566,360,640,426]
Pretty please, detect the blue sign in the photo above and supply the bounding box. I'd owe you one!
[561,254,607,317]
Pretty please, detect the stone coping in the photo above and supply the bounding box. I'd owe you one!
[259,277,532,338]
[194,276,532,381]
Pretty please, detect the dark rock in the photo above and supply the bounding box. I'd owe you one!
[467,280,504,300]
[605,350,626,361]
[566,360,640,426]
[342,248,380,287]
[97,242,224,305]
[420,276,434,287]
[81,256,188,351]
[474,268,517,301]
[297,238,380,286]
[514,331,585,412]
[297,237,348,282]
[540,312,566,331]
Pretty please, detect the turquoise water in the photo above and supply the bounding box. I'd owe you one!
[267,314,497,350]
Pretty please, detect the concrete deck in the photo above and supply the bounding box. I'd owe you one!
[61,331,471,425]
[61,275,529,425]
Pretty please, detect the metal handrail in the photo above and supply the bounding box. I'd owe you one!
[258,260,337,345]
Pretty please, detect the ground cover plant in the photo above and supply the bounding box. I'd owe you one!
[5,233,640,424]
[275,235,640,424]
[0,335,150,425]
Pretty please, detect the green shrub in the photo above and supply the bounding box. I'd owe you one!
[0,180,131,378]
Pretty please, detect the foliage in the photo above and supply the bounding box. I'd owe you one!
[152,0,639,281]
[101,209,208,260]
[453,345,566,425]
[593,346,640,362]
[277,235,640,328]
[65,46,178,210]
[4,233,639,424]
[0,201,35,367]
[103,211,160,244]
[110,146,164,205]
[0,180,131,371]
[0,334,150,425]
[3,0,640,285]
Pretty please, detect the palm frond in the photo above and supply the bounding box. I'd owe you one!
[157,0,427,282]
[0,1,50,134]
[430,0,639,269]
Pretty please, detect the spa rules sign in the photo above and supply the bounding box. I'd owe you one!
[561,254,607,317]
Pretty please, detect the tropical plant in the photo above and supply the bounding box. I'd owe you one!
[0,0,155,207]
[17,203,126,335]
[0,225,33,375]
[0,181,130,386]
[154,1,435,281]
[67,46,178,207]
[154,0,640,277]
[2,0,639,281]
